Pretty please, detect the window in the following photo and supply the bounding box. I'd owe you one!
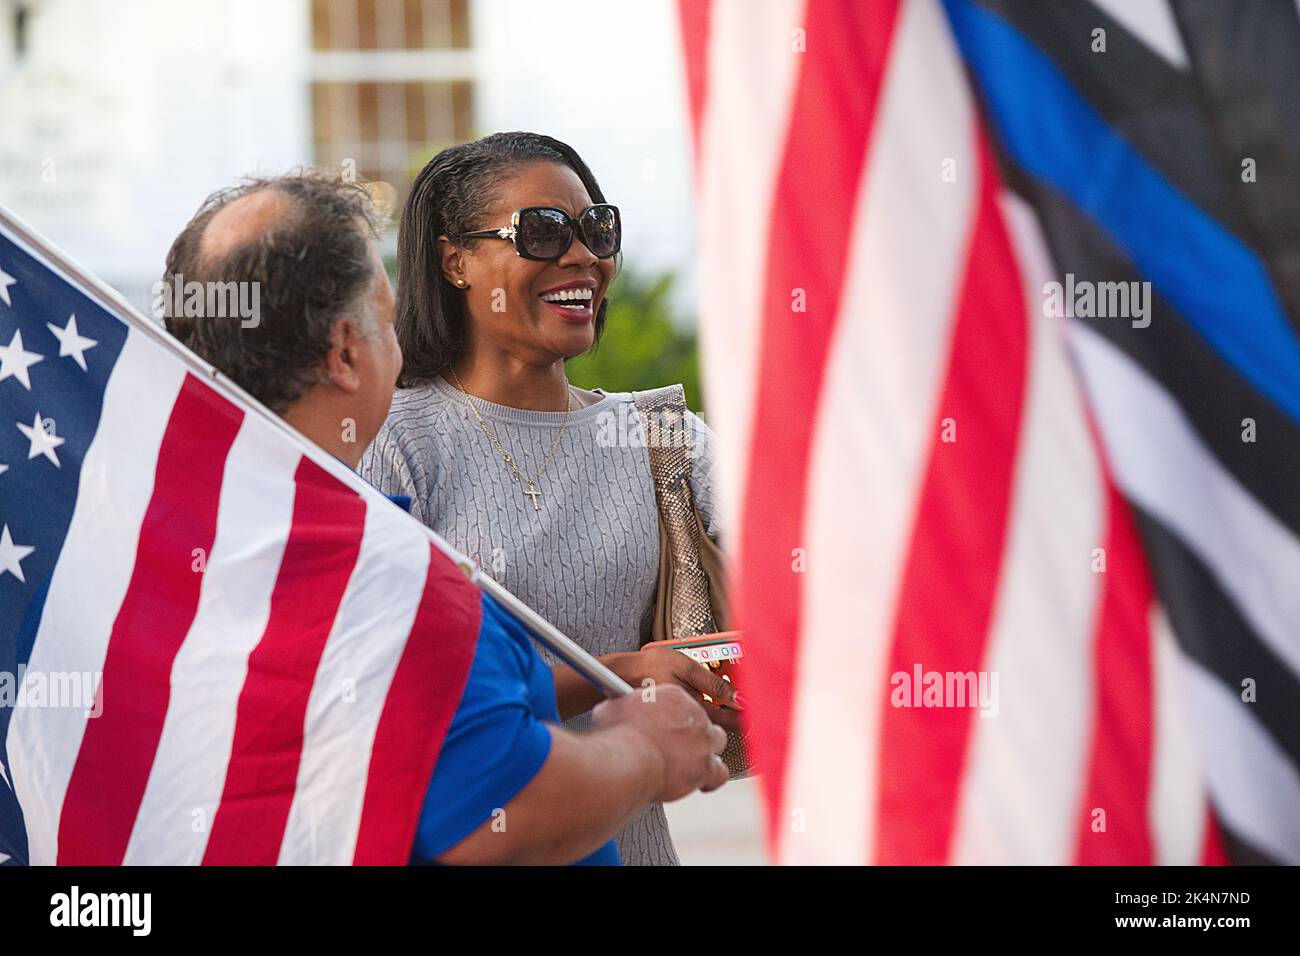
[310,0,475,205]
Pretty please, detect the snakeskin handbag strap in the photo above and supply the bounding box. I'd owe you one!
[632,384,718,638]
[634,386,753,779]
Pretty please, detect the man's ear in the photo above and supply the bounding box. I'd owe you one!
[437,235,466,287]
[323,317,363,393]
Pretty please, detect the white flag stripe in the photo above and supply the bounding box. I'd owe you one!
[122,412,299,864]
[6,330,186,864]
[1089,0,1190,69]
[1070,324,1300,679]
[1148,603,1208,865]
[950,193,1104,865]
[278,499,433,865]
[1177,658,1300,864]
[695,0,806,544]
[779,0,978,864]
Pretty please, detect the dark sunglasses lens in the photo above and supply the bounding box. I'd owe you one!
[581,206,620,258]
[518,208,572,259]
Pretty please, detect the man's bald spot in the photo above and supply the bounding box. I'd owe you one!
[198,188,298,265]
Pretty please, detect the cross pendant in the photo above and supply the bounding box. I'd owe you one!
[522,482,543,511]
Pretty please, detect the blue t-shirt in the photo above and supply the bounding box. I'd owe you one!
[409,590,621,866]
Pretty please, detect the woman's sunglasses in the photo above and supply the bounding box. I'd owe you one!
[457,204,621,261]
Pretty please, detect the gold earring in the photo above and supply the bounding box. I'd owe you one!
[455,278,467,288]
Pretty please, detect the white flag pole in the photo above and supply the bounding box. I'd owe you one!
[476,574,633,697]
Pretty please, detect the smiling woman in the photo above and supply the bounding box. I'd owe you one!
[390,133,619,393]
[360,132,735,866]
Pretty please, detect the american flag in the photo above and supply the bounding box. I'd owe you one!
[680,0,1300,864]
[0,208,480,865]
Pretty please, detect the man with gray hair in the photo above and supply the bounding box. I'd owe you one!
[160,170,727,865]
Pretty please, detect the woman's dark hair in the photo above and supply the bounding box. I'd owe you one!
[395,131,614,387]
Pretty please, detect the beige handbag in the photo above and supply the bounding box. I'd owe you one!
[633,385,752,778]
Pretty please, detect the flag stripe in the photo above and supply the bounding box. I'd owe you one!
[1148,603,1210,866]
[1176,658,1300,865]
[777,0,979,864]
[972,0,1249,240]
[1070,324,1300,682]
[694,0,806,547]
[1199,809,1230,865]
[1073,484,1154,864]
[949,192,1103,866]
[1133,505,1300,767]
[56,374,244,864]
[1214,817,1283,866]
[1006,174,1300,537]
[676,0,711,162]
[6,330,185,864]
[202,457,365,865]
[944,0,1300,424]
[276,498,430,865]
[123,413,298,864]
[874,133,1028,865]
[1090,0,1189,67]
[353,545,480,864]
[737,0,901,848]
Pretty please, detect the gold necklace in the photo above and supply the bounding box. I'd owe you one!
[449,368,573,513]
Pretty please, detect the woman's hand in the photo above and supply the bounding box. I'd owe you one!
[605,648,744,733]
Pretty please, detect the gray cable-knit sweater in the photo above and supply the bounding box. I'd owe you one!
[360,376,719,866]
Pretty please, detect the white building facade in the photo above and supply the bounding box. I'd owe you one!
[0,0,694,309]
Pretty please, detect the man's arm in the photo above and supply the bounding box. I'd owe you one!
[436,724,655,865]
[438,686,727,865]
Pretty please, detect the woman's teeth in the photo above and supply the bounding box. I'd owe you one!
[540,288,594,307]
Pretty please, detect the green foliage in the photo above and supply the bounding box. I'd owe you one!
[566,270,703,412]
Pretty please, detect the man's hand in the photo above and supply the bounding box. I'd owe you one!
[591,685,728,802]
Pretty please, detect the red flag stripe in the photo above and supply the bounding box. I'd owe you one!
[202,457,366,865]
[676,0,711,163]
[1200,806,1230,865]
[353,544,480,865]
[1073,483,1156,864]
[873,134,1029,865]
[737,0,903,849]
[57,374,244,865]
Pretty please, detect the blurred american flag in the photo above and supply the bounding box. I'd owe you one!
[680,0,1300,864]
